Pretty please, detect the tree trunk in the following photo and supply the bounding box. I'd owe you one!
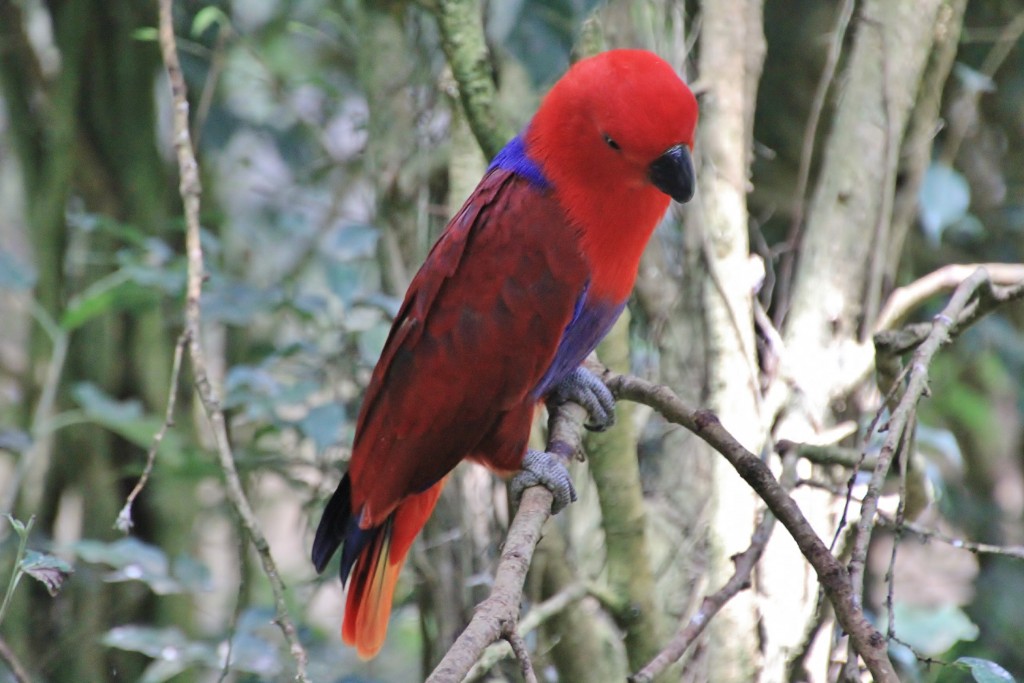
[693,1,767,679]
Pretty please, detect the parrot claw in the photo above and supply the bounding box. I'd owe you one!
[511,449,578,514]
[550,367,616,432]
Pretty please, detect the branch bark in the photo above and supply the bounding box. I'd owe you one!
[426,402,587,682]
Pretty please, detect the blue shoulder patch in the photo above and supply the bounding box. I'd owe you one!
[488,133,550,189]
[533,285,626,399]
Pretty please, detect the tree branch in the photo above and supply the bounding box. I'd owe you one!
[846,269,994,648]
[115,331,187,532]
[464,582,589,681]
[873,263,1024,334]
[156,3,309,680]
[426,402,587,682]
[604,373,898,681]
[877,514,1024,561]
[0,634,31,683]
[432,0,513,160]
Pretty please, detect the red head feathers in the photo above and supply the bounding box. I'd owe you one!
[526,49,698,299]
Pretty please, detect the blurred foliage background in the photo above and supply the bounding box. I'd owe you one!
[0,0,1022,681]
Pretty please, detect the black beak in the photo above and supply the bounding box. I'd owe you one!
[649,144,695,203]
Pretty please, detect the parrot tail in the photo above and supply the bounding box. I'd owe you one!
[312,475,445,659]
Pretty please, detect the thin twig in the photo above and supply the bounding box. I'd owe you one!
[876,515,1024,561]
[0,634,31,683]
[884,422,913,641]
[873,263,1024,333]
[156,3,309,680]
[502,627,538,683]
[872,264,1024,333]
[115,331,188,532]
[846,269,991,641]
[831,361,913,552]
[0,516,34,628]
[630,510,775,683]
[778,440,876,471]
[217,525,249,683]
[193,22,230,147]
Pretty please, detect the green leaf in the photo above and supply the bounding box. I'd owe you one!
[297,402,345,451]
[191,6,229,37]
[223,631,282,676]
[170,555,213,594]
[954,63,996,95]
[74,538,209,595]
[229,608,284,675]
[20,550,74,596]
[103,625,217,673]
[955,657,1015,683]
[73,382,143,423]
[223,365,282,421]
[139,659,190,683]
[202,279,282,325]
[4,514,27,538]
[324,223,379,260]
[71,382,185,458]
[60,270,159,331]
[132,27,159,42]
[891,603,978,656]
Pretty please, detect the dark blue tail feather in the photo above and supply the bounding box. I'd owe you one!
[312,474,381,585]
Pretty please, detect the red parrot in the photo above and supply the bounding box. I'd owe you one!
[312,48,698,658]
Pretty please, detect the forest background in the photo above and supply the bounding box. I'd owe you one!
[1,0,1024,682]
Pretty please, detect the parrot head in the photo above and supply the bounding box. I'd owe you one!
[526,49,699,207]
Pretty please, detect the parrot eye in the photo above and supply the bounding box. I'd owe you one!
[602,133,621,151]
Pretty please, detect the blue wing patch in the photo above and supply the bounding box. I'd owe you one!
[533,285,626,398]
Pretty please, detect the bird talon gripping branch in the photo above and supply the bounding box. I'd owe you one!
[311,49,698,659]
[549,366,617,431]
[511,449,579,514]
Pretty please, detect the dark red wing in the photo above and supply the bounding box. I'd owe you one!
[347,169,590,526]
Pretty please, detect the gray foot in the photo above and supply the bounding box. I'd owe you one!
[549,367,615,431]
[510,449,578,514]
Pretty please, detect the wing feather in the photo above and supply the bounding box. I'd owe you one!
[348,169,590,526]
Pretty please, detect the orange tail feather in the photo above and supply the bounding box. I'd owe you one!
[341,480,445,659]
